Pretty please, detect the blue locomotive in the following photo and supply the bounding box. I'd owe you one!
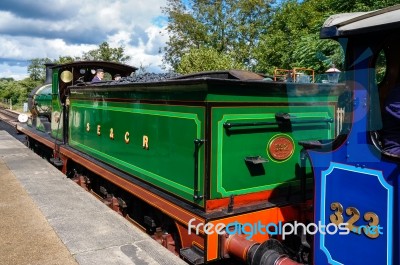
[306,5,400,265]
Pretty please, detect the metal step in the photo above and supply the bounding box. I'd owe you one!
[50,157,63,167]
[180,246,204,265]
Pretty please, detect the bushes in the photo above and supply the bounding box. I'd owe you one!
[0,78,41,109]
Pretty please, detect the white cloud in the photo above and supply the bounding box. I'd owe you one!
[0,37,24,58]
[0,36,95,60]
[0,62,28,80]
[107,31,133,46]
[144,26,168,55]
[0,0,170,79]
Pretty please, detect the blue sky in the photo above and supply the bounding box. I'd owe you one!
[0,0,169,80]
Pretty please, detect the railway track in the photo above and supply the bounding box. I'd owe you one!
[0,107,20,126]
[0,108,27,143]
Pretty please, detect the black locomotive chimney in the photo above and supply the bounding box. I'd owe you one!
[44,63,56,84]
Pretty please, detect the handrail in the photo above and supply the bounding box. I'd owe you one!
[193,139,205,201]
[293,67,315,82]
[273,67,315,83]
[273,68,290,81]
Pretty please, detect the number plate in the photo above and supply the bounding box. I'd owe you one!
[317,163,393,265]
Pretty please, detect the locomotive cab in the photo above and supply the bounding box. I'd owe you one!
[306,5,400,265]
[49,61,137,142]
[369,35,400,160]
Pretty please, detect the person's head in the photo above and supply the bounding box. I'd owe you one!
[96,69,104,79]
[114,74,121,81]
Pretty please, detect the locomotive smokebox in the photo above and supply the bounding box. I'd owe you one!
[28,63,56,118]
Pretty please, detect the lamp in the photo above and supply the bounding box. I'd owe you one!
[326,65,341,83]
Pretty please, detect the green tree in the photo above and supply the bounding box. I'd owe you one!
[0,78,40,107]
[55,56,78,64]
[162,0,274,72]
[162,0,209,69]
[326,0,400,12]
[82,42,131,63]
[0,77,14,82]
[290,33,344,74]
[28,58,52,81]
[255,0,400,75]
[176,47,245,74]
[27,56,75,84]
[254,0,338,74]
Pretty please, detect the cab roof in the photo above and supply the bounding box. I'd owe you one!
[320,4,400,38]
[52,60,137,76]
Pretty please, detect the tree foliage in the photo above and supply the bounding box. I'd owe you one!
[176,47,245,74]
[81,42,131,63]
[162,0,274,73]
[56,56,78,64]
[254,0,336,74]
[326,0,400,12]
[2,41,131,107]
[28,58,52,81]
[163,0,400,75]
[0,78,41,107]
[253,0,400,74]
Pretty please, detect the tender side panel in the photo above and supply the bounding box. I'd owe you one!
[210,104,336,199]
[68,100,206,205]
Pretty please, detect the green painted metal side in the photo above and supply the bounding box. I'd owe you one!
[66,80,344,205]
[68,99,206,205]
[210,104,335,198]
[203,82,343,199]
[51,71,63,140]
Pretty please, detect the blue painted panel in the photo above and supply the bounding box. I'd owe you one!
[315,162,392,265]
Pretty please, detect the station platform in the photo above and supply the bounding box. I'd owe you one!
[0,130,188,265]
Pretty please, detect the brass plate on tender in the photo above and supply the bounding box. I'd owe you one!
[268,135,295,161]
